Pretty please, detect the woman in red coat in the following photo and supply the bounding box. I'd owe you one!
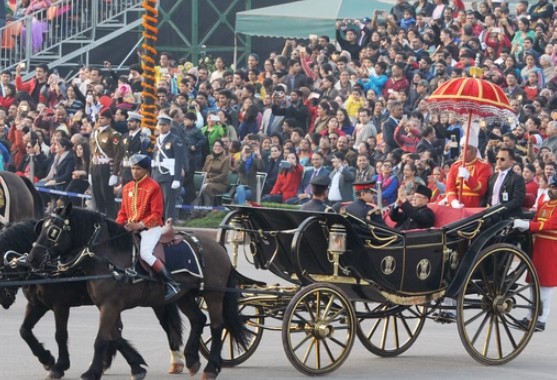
[262,151,303,203]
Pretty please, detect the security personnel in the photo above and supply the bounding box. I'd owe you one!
[443,140,492,208]
[152,114,185,220]
[390,184,435,230]
[301,176,332,212]
[90,108,124,218]
[485,147,525,217]
[115,154,180,301]
[119,112,151,186]
[344,181,385,224]
[513,174,557,332]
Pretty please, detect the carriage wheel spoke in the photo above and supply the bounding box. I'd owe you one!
[301,337,316,365]
[499,315,519,349]
[497,252,515,294]
[481,314,495,356]
[471,311,491,345]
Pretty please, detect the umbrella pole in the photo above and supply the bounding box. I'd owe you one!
[459,110,473,202]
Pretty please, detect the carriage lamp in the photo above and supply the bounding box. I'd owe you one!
[227,218,245,268]
[328,224,347,277]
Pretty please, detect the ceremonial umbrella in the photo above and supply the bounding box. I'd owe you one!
[426,75,515,201]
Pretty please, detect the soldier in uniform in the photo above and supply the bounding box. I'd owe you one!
[89,108,124,218]
[390,184,435,230]
[301,176,332,212]
[152,115,185,220]
[513,173,557,332]
[443,139,492,208]
[344,181,385,225]
[115,154,180,301]
[119,112,151,187]
[179,112,205,205]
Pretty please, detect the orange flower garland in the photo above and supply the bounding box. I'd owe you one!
[140,0,158,137]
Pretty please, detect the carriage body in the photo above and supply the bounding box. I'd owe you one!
[217,203,540,375]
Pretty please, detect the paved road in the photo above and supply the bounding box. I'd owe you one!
[0,242,555,380]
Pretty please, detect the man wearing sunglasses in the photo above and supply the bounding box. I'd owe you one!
[513,174,557,332]
[485,147,525,217]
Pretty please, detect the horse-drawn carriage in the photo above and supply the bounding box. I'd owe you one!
[0,200,540,379]
[208,203,540,375]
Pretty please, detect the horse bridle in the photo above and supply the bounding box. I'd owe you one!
[32,213,73,271]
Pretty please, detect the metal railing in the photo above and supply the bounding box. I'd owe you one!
[0,0,143,74]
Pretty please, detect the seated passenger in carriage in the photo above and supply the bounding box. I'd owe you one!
[300,175,333,212]
[389,184,435,230]
[343,181,385,225]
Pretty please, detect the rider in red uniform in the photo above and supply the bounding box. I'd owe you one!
[115,153,180,300]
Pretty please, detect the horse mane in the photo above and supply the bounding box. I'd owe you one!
[0,219,38,254]
[67,207,132,252]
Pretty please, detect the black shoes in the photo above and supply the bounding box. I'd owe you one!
[158,267,181,301]
[518,318,545,332]
[433,311,456,324]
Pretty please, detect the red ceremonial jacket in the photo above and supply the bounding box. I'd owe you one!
[116,175,164,229]
[445,158,492,207]
[530,199,557,286]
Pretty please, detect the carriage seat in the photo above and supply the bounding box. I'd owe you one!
[428,204,486,229]
[384,204,486,230]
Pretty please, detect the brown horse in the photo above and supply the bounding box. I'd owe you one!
[28,203,249,380]
[0,171,44,225]
[0,219,185,380]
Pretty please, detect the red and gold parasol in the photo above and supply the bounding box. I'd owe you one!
[427,75,515,202]
[427,76,515,123]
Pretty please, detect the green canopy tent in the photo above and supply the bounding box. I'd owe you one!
[235,0,394,39]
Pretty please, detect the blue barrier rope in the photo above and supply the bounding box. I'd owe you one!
[35,186,227,211]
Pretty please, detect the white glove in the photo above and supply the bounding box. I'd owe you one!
[458,167,470,180]
[512,219,530,231]
[450,199,464,209]
[437,196,448,206]
[171,180,181,190]
[108,175,118,186]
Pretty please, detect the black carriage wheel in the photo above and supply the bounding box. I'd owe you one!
[198,298,264,367]
[282,283,356,376]
[456,243,540,365]
[354,301,426,357]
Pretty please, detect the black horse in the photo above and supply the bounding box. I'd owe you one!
[0,220,185,380]
[28,203,249,380]
[0,171,44,225]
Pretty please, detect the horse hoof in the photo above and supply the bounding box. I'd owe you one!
[45,369,64,380]
[42,357,55,371]
[80,371,98,380]
[188,361,201,376]
[168,363,184,374]
[201,372,217,380]
[131,370,147,380]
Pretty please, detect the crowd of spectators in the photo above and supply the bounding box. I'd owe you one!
[3,0,557,219]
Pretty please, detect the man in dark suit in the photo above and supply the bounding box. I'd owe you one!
[152,115,186,220]
[390,184,435,230]
[485,147,525,218]
[286,151,330,205]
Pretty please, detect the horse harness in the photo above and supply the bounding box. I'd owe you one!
[35,213,207,286]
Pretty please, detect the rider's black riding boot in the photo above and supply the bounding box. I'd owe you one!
[157,266,181,301]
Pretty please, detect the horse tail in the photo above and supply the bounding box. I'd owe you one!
[20,175,44,218]
[153,303,184,351]
[222,269,251,350]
